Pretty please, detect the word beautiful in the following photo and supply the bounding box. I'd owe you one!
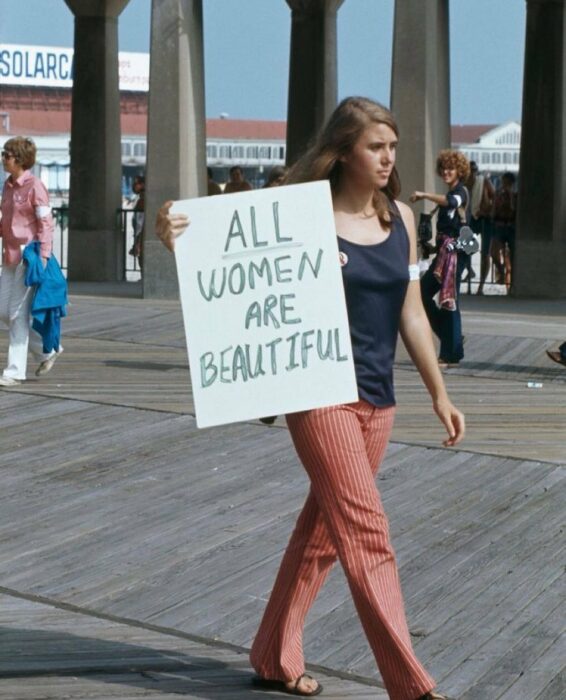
[197,202,349,388]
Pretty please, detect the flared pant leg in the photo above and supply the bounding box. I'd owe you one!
[0,263,49,380]
[420,256,465,363]
[250,401,434,700]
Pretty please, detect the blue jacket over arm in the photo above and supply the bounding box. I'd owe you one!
[23,241,68,354]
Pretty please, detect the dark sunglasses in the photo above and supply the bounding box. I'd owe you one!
[1,151,15,159]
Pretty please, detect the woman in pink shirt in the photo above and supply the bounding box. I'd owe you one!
[0,136,61,386]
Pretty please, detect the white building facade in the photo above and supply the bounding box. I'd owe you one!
[453,121,521,174]
[1,44,521,197]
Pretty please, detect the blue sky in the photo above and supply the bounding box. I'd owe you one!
[1,0,525,125]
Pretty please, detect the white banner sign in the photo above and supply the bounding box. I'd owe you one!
[0,44,149,91]
[173,181,358,428]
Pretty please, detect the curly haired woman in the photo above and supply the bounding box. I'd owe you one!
[410,150,471,368]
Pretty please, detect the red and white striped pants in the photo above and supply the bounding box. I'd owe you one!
[250,400,435,700]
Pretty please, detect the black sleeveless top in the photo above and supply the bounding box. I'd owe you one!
[338,212,410,408]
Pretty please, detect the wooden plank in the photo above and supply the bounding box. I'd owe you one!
[0,291,564,699]
[0,594,387,699]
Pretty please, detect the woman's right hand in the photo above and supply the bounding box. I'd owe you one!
[409,191,423,203]
[155,200,190,252]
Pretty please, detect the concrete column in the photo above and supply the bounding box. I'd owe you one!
[514,0,566,297]
[143,0,207,299]
[390,0,450,211]
[64,0,129,281]
[285,0,344,165]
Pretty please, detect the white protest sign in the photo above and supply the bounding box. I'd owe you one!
[172,181,358,428]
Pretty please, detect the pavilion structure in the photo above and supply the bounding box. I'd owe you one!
[62,0,566,299]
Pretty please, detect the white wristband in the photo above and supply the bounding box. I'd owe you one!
[408,264,420,281]
[35,205,51,218]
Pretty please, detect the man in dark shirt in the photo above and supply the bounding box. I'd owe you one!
[223,166,253,194]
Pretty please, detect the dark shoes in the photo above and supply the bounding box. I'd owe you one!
[418,692,449,700]
[546,350,566,368]
[438,358,460,369]
[252,674,323,696]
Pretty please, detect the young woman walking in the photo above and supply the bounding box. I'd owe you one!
[156,97,465,700]
[411,150,471,368]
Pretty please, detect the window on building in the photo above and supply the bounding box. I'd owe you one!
[207,145,218,158]
[133,142,146,157]
[122,142,132,156]
[246,145,258,158]
[55,164,69,192]
[492,152,501,164]
[481,152,490,164]
[513,152,519,164]
[219,145,231,159]
[258,145,270,159]
[232,145,244,159]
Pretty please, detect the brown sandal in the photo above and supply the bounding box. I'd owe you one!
[252,673,323,696]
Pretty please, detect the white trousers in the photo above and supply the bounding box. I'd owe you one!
[0,263,51,380]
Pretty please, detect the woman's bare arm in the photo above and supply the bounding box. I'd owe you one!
[409,191,449,206]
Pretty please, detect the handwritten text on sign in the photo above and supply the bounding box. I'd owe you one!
[173,181,357,428]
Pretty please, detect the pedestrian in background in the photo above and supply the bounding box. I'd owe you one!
[491,172,517,290]
[0,136,62,386]
[155,96,464,700]
[207,167,222,195]
[129,174,145,271]
[263,165,288,188]
[411,150,471,368]
[465,161,494,295]
[223,165,253,194]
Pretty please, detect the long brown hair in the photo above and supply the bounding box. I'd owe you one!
[285,97,401,227]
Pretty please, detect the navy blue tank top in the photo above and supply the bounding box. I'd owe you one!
[338,212,410,408]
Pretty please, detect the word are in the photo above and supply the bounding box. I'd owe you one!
[200,328,348,388]
[245,293,301,329]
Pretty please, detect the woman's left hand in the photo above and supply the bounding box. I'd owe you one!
[409,191,423,203]
[433,397,465,447]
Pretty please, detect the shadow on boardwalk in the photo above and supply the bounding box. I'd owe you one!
[0,627,262,698]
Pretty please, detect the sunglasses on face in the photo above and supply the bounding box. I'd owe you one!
[1,151,15,160]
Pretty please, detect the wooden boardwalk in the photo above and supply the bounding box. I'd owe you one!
[0,593,386,699]
[0,289,564,699]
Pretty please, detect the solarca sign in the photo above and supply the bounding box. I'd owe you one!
[0,44,149,91]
